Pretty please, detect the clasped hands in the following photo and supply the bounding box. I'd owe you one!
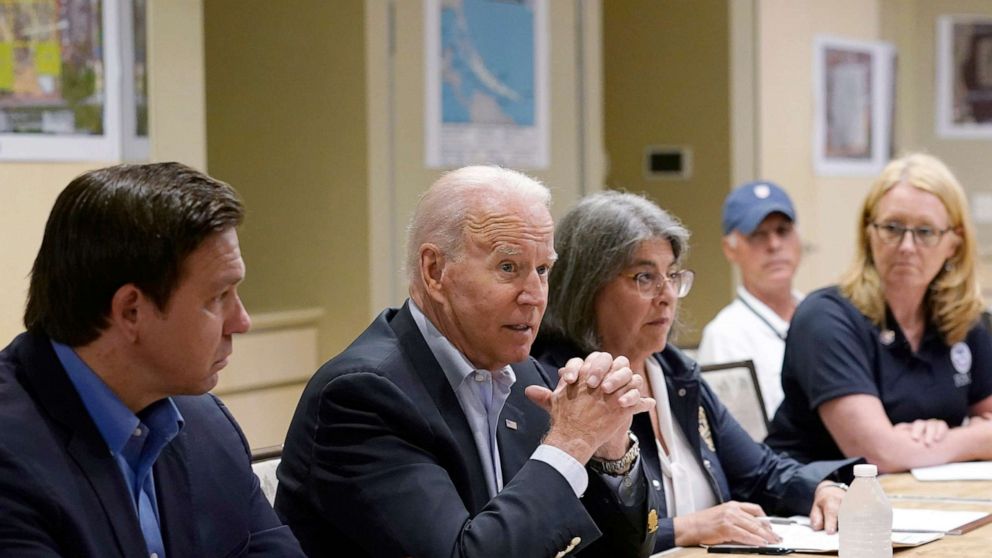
[892,412,992,448]
[525,352,654,464]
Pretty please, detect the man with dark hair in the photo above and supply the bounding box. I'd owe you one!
[0,163,304,557]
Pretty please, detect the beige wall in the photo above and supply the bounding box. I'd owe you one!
[601,0,918,344]
[0,165,95,344]
[366,0,606,311]
[147,0,207,169]
[755,0,992,295]
[0,0,206,346]
[881,0,992,291]
[756,0,883,293]
[214,310,322,448]
[204,0,603,445]
[882,0,992,184]
[203,0,369,361]
[602,0,732,346]
[10,1,990,446]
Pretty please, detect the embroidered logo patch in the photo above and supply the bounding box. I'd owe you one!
[879,329,896,346]
[951,342,972,373]
[698,407,716,452]
[951,342,972,387]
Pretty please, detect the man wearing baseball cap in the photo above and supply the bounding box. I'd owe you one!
[698,181,803,419]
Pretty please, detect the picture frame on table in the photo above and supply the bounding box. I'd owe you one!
[699,360,768,442]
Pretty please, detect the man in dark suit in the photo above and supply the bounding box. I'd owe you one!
[277,166,659,557]
[0,163,304,557]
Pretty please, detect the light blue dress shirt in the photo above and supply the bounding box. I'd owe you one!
[53,341,183,558]
[408,300,588,497]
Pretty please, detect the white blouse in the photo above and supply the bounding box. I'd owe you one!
[645,355,718,517]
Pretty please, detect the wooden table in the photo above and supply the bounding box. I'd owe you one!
[652,474,992,557]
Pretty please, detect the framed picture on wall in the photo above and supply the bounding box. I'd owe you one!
[812,36,895,176]
[423,0,549,169]
[936,15,992,139]
[0,0,147,162]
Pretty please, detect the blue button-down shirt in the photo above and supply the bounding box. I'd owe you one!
[53,341,183,558]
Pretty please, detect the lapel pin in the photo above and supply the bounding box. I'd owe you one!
[505,419,518,430]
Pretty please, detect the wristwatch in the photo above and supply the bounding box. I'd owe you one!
[821,481,849,492]
[589,432,639,476]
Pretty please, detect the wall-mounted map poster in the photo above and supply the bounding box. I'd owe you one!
[424,0,548,169]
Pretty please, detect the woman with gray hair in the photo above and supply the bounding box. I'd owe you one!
[533,191,856,552]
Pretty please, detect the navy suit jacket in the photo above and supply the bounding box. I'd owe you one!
[534,335,859,553]
[0,332,304,557]
[275,302,655,557]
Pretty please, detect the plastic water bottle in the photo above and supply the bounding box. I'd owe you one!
[839,464,892,558]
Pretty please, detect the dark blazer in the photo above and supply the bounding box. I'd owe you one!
[0,332,304,558]
[275,302,656,558]
[534,336,858,553]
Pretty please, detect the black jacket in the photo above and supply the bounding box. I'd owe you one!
[534,335,858,552]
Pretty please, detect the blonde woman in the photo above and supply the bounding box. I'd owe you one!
[766,153,992,472]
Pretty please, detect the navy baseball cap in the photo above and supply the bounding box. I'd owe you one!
[721,181,796,235]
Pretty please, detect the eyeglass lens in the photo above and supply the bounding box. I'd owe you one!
[637,271,694,299]
[873,222,944,247]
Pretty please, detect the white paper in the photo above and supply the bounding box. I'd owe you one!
[764,522,940,552]
[912,461,992,481]
[767,520,838,552]
[707,514,947,553]
[649,547,685,558]
[892,508,988,534]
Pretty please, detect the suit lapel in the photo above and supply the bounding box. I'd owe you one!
[496,399,530,478]
[664,363,701,454]
[389,304,491,512]
[16,334,147,557]
[155,438,196,556]
[63,433,147,556]
[498,360,549,479]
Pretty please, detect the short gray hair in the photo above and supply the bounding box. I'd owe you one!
[406,165,550,286]
[542,191,690,353]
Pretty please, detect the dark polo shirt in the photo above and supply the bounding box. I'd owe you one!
[766,286,992,462]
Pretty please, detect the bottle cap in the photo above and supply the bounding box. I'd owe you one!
[853,464,878,477]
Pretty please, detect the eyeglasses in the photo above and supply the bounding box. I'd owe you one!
[870,222,954,248]
[622,269,695,299]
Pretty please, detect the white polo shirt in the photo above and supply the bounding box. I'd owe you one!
[697,286,803,418]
